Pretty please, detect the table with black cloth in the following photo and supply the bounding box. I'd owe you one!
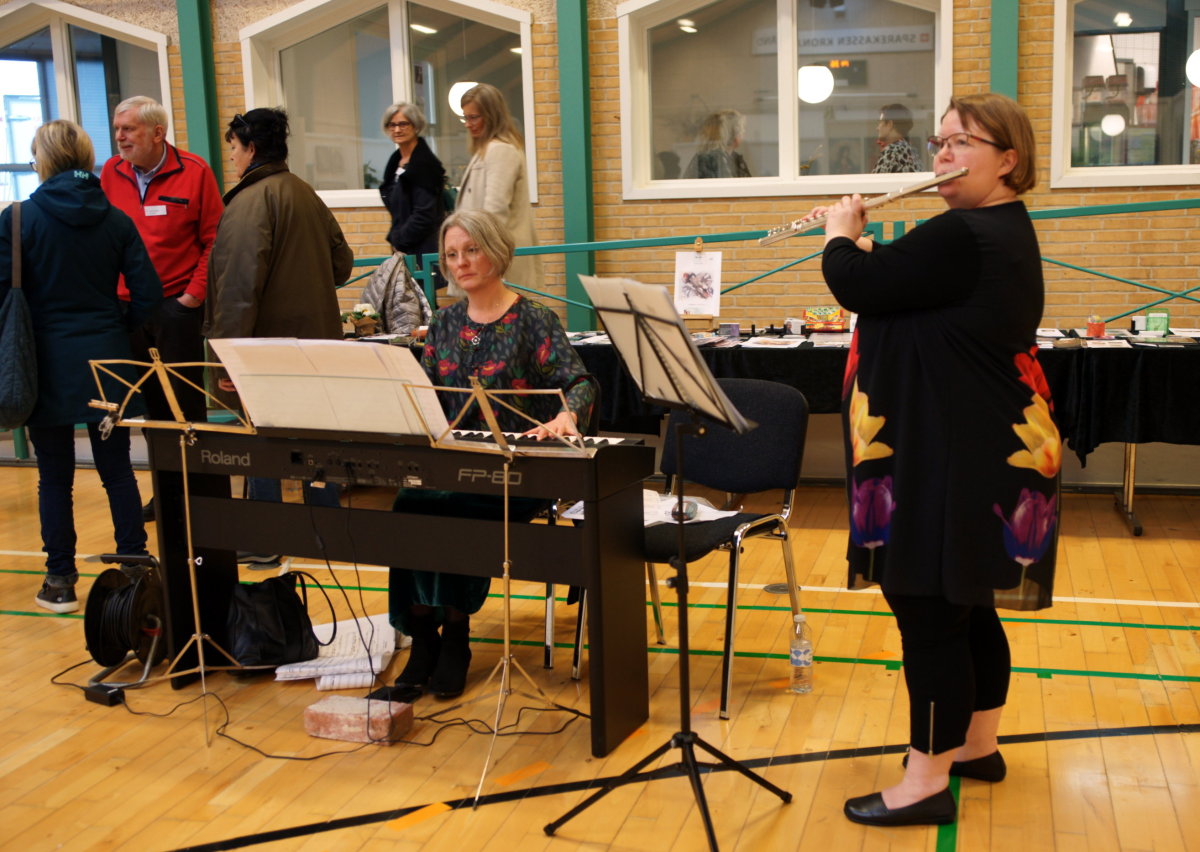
[575,341,1200,534]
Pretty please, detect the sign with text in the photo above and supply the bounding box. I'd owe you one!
[753,25,934,56]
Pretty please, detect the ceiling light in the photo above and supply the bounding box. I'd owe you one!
[510,47,522,54]
[679,25,697,33]
[797,65,835,104]
[1101,113,1126,136]
[449,81,478,117]
[1113,12,1132,27]
[677,18,694,26]
[1187,50,1200,87]
[410,23,437,34]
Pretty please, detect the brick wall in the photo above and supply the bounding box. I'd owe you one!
[191,1,1200,329]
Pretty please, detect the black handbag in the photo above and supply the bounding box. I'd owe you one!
[0,202,38,430]
[226,571,336,668]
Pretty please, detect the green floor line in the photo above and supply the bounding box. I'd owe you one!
[937,776,961,852]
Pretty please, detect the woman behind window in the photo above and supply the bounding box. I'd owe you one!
[682,109,752,178]
[0,120,162,612]
[454,83,540,297]
[379,102,446,290]
[872,103,920,174]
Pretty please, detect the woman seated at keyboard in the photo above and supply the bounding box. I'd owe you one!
[385,208,595,700]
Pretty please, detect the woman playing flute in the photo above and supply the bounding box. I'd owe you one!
[812,93,1062,827]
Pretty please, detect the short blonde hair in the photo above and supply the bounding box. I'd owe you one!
[32,120,95,182]
[439,209,515,283]
[113,95,168,132]
[945,93,1037,195]
[381,102,427,136]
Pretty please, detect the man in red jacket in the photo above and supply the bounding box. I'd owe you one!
[101,96,223,519]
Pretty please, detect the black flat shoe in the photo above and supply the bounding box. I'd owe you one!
[367,683,422,703]
[902,749,1007,782]
[844,788,956,826]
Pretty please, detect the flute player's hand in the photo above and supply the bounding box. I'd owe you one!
[823,195,868,243]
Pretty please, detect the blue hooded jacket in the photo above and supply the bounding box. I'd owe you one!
[0,170,162,426]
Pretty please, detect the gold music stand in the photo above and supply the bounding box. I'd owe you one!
[407,378,593,807]
[88,348,262,741]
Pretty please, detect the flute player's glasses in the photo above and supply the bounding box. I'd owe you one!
[927,132,1006,156]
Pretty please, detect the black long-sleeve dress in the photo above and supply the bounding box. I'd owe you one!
[822,201,1060,611]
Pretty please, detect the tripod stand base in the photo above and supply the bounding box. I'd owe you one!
[543,729,790,850]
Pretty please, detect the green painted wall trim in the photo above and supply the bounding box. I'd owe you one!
[175,0,222,189]
[556,0,595,330]
[990,0,1019,98]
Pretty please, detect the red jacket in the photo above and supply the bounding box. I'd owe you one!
[100,144,223,303]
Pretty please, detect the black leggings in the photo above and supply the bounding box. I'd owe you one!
[883,593,1010,756]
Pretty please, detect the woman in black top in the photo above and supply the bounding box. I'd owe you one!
[379,102,446,288]
[811,93,1061,827]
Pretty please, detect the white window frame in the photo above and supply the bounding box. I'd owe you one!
[1051,0,1200,188]
[617,0,952,200]
[240,0,536,209]
[0,0,173,142]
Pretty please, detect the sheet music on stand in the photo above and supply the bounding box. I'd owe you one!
[208,338,591,457]
[579,275,751,432]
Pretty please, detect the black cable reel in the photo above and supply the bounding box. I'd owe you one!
[84,554,167,671]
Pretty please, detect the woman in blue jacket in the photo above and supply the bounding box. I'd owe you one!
[0,120,162,613]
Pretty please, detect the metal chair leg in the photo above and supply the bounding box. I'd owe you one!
[646,562,666,645]
[780,529,801,617]
[544,583,555,669]
[720,543,742,720]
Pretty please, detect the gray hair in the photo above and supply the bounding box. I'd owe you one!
[113,95,168,131]
[381,102,427,136]
[439,209,515,283]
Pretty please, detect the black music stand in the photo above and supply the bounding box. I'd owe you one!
[544,276,791,851]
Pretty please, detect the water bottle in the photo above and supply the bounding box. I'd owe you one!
[789,613,813,694]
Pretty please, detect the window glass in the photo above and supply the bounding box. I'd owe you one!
[649,0,778,180]
[797,0,936,176]
[408,2,523,188]
[281,6,393,190]
[69,24,161,166]
[1,27,54,201]
[1070,1,1195,167]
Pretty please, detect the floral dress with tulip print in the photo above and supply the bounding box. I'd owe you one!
[420,294,595,433]
[822,201,1061,611]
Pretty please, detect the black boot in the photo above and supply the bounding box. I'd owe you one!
[429,617,472,698]
[394,611,440,690]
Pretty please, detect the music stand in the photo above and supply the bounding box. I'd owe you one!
[88,349,262,742]
[543,276,791,851]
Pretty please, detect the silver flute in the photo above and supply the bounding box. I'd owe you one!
[757,167,969,246]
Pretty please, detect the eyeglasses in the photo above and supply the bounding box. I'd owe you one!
[444,245,483,262]
[386,120,413,130]
[232,113,250,129]
[927,132,1006,155]
[461,113,484,125]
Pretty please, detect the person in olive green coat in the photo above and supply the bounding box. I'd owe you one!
[205,107,353,519]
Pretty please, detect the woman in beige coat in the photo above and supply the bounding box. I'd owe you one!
[454,83,540,296]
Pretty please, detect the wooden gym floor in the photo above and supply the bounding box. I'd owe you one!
[1,464,1198,851]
